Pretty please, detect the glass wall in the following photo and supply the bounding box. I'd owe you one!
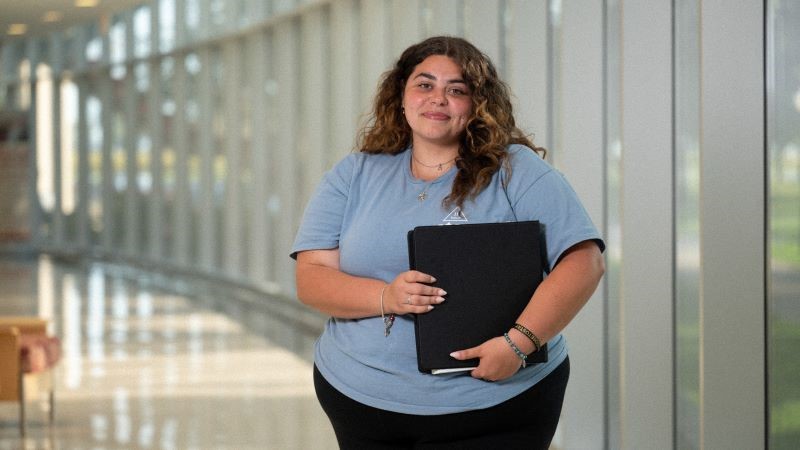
[133,61,151,253]
[85,84,104,245]
[604,0,622,447]
[3,0,796,447]
[184,52,202,265]
[238,38,255,278]
[59,76,80,241]
[3,0,562,298]
[158,56,176,261]
[109,16,128,252]
[209,46,226,271]
[767,1,800,448]
[674,0,701,447]
[34,59,55,241]
[0,42,33,246]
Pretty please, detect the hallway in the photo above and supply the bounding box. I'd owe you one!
[0,255,337,449]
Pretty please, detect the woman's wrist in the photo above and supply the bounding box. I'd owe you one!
[512,322,543,353]
[502,333,527,368]
[508,328,537,355]
[380,284,396,337]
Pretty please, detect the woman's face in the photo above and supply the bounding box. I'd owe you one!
[402,55,472,151]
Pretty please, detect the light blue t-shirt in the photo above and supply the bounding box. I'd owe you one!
[291,145,603,415]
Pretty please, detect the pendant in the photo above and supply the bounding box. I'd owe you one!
[418,192,427,201]
[437,163,443,171]
[384,313,396,337]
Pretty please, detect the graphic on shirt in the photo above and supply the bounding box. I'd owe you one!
[442,207,468,224]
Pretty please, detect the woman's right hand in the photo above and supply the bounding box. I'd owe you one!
[296,249,446,319]
[385,271,447,315]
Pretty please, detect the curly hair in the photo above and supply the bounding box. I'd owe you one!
[357,36,546,209]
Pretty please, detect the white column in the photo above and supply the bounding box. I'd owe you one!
[274,20,300,294]
[197,47,216,271]
[330,0,360,164]
[50,35,65,248]
[423,0,463,37]
[299,8,329,209]
[100,40,114,253]
[263,31,280,288]
[148,0,164,262]
[390,0,425,57]
[505,0,549,148]
[554,1,606,448]
[76,77,90,251]
[123,12,139,258]
[463,0,501,70]
[25,39,42,248]
[222,40,243,277]
[698,2,765,448]
[246,0,269,23]
[173,54,191,266]
[171,1,191,267]
[618,0,674,448]
[359,0,391,115]
[247,32,270,284]
[174,0,187,48]
[274,0,297,15]
[200,0,214,40]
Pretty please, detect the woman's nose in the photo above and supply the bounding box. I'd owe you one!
[429,90,447,105]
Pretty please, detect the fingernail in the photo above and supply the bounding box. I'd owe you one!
[430,276,437,282]
[449,352,458,358]
[427,305,434,311]
[435,297,445,303]
[439,289,447,296]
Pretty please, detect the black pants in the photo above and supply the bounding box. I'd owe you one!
[314,357,570,450]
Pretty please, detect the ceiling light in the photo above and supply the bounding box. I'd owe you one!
[42,11,64,23]
[75,0,99,7]
[8,24,28,35]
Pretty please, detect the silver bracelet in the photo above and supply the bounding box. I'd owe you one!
[503,333,527,368]
[380,285,395,337]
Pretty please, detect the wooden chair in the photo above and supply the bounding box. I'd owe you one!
[0,317,62,435]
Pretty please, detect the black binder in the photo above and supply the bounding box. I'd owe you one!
[407,221,548,374]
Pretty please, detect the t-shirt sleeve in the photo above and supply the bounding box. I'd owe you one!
[506,148,605,270]
[290,154,357,260]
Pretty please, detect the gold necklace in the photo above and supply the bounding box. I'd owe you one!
[411,151,456,201]
[411,152,457,172]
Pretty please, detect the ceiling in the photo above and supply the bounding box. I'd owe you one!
[0,0,145,42]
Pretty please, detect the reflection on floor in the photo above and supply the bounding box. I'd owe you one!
[0,255,337,450]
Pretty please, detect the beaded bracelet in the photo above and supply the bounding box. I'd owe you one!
[513,323,542,353]
[503,333,527,368]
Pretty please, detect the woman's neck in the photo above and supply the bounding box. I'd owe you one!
[409,144,459,181]
[410,141,460,162]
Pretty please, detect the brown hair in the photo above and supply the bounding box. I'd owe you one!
[357,36,546,209]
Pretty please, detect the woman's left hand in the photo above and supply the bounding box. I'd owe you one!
[450,336,523,382]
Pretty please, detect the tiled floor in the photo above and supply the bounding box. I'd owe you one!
[0,255,337,450]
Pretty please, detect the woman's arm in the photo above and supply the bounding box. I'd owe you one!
[450,239,605,381]
[295,249,446,319]
[510,239,605,349]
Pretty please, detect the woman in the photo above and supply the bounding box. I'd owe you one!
[291,36,604,449]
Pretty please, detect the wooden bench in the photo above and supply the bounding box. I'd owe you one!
[0,317,62,435]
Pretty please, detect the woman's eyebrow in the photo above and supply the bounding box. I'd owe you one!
[413,72,467,84]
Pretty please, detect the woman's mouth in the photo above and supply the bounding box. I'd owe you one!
[422,112,450,120]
